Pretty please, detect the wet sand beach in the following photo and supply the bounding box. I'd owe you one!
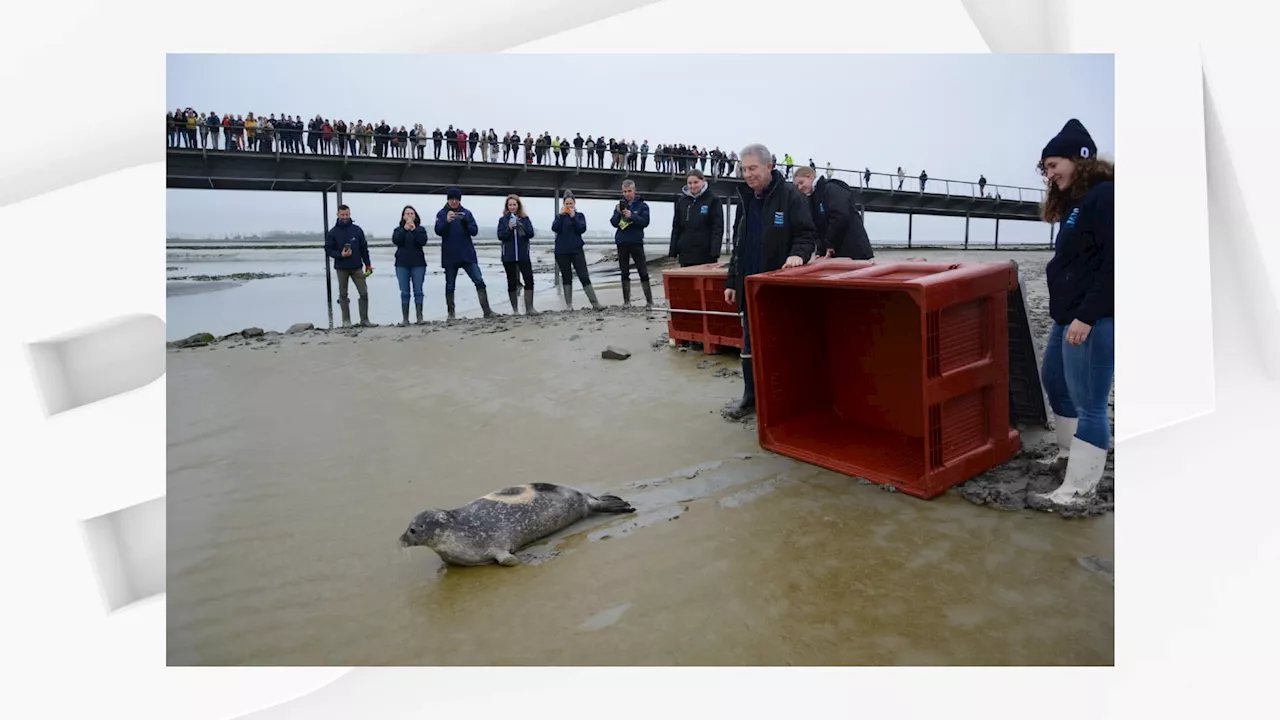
[166,248,1114,666]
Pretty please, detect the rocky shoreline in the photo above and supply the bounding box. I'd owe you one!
[167,271,290,282]
[167,302,669,351]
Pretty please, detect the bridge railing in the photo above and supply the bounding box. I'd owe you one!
[810,168,1044,205]
[166,122,1045,205]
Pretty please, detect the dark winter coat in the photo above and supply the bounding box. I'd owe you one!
[669,184,725,265]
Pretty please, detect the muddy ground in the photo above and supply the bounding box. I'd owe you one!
[166,248,1114,666]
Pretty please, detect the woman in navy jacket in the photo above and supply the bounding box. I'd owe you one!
[497,194,539,315]
[550,191,602,311]
[391,204,429,326]
[1032,119,1115,509]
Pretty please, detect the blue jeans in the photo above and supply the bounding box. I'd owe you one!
[395,265,426,305]
[1041,317,1114,450]
[444,262,485,295]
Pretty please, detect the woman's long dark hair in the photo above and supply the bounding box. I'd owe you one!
[1038,155,1115,224]
[399,205,421,227]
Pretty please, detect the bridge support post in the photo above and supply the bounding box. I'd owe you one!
[322,190,333,324]
[994,215,1000,249]
[964,211,970,250]
[1049,222,1054,245]
[908,213,913,249]
[336,181,343,209]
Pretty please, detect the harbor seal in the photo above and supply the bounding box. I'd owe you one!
[398,482,636,566]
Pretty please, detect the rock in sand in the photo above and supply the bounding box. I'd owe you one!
[601,346,632,361]
[175,332,215,348]
[287,322,315,334]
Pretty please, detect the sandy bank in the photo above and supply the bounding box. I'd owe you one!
[166,249,1114,666]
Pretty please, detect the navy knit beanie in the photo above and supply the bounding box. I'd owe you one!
[1041,119,1097,161]
[446,187,462,200]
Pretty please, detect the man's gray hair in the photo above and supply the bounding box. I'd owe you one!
[740,143,772,165]
[621,179,636,190]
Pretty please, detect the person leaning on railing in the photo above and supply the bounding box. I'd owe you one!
[1030,118,1115,509]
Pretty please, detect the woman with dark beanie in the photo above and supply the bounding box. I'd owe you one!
[497,194,539,316]
[1032,118,1114,508]
[551,191,602,311]
[391,205,429,326]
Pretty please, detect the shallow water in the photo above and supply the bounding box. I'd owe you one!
[165,244,645,340]
[167,250,1114,666]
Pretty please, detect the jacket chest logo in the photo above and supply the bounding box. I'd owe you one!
[1065,207,1080,227]
[774,211,785,227]
[699,205,709,215]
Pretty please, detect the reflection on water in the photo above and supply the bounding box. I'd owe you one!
[166,244,640,340]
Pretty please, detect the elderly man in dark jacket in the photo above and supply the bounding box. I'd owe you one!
[669,169,725,267]
[723,143,818,420]
[792,166,874,260]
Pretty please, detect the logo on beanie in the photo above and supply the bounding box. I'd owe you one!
[1080,147,1091,158]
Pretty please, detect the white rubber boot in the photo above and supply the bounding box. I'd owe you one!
[1038,415,1078,465]
[1038,437,1108,507]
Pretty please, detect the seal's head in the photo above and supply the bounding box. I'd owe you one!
[399,508,452,548]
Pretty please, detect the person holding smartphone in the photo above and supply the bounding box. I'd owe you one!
[610,179,653,307]
[497,194,539,315]
[324,204,376,328]
[434,187,495,321]
[551,192,602,311]
[392,205,429,326]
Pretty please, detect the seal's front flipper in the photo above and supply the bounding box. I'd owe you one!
[495,551,522,567]
[588,494,636,514]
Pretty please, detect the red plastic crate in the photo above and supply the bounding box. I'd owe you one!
[744,261,1021,499]
[661,262,743,354]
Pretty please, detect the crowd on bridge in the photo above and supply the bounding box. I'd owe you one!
[167,107,1005,196]
[167,107,750,176]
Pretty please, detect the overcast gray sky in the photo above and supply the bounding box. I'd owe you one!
[166,53,1113,244]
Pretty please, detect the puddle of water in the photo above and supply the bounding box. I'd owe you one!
[579,603,632,632]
